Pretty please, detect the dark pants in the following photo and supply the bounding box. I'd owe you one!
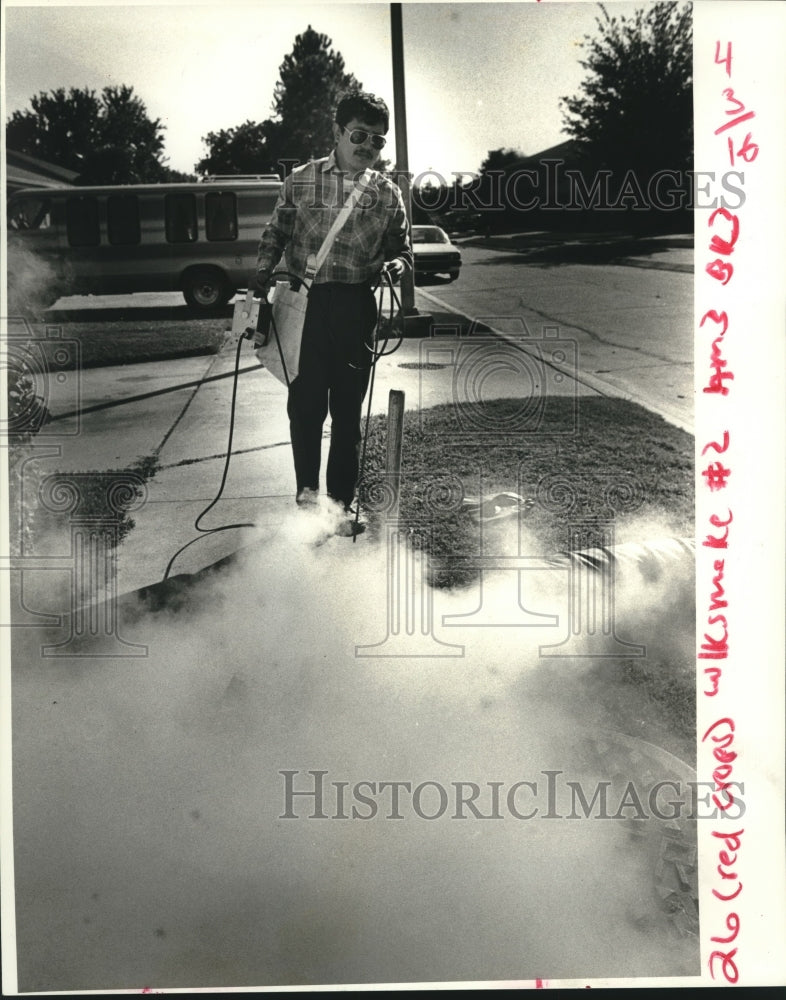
[286,282,376,508]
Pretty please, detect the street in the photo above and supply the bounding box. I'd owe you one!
[416,242,694,432]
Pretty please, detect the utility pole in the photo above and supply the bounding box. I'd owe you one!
[390,3,428,329]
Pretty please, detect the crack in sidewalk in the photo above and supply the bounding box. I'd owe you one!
[158,440,291,471]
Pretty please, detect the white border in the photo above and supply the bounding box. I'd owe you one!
[1,0,785,992]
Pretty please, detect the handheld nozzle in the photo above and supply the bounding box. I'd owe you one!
[252,301,273,347]
[230,288,273,345]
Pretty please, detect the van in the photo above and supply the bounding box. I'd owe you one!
[6,178,282,309]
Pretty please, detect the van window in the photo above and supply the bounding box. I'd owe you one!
[107,194,141,245]
[66,196,100,247]
[165,193,197,243]
[205,191,237,241]
[8,195,52,231]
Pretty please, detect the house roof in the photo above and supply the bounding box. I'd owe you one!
[504,139,581,173]
[6,148,80,193]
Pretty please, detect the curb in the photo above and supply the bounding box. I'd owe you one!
[614,258,693,274]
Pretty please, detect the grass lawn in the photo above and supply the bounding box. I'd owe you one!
[9,323,223,556]
[36,319,227,369]
[360,395,697,764]
[360,395,694,582]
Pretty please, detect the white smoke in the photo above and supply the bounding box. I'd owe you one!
[11,511,699,990]
[6,245,64,317]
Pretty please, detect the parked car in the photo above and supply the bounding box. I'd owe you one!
[411,225,462,282]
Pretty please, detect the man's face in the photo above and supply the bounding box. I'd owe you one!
[333,117,387,173]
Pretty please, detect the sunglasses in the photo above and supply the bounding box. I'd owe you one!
[340,125,387,150]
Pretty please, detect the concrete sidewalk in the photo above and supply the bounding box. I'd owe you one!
[37,293,598,598]
[31,273,693,599]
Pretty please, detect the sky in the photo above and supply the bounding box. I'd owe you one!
[1,0,636,180]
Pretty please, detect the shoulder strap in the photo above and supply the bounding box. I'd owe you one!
[305,171,370,281]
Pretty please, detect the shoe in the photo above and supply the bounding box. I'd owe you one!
[296,487,319,507]
[334,503,366,537]
[335,517,366,538]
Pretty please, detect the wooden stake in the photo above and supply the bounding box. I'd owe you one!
[386,389,405,520]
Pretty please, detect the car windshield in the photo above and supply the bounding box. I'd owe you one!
[8,195,52,231]
[412,227,448,245]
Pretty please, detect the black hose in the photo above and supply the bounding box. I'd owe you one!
[162,332,256,580]
[351,269,406,540]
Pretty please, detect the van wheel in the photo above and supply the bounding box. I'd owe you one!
[182,268,232,309]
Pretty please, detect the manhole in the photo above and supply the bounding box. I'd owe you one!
[397,362,449,370]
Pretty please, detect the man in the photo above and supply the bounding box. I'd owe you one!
[254,90,413,536]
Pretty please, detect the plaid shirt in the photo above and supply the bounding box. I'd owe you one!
[255,152,413,287]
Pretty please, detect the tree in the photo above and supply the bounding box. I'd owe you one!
[196,120,279,176]
[197,25,364,177]
[560,2,692,177]
[6,85,188,183]
[270,25,362,164]
[479,148,525,175]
